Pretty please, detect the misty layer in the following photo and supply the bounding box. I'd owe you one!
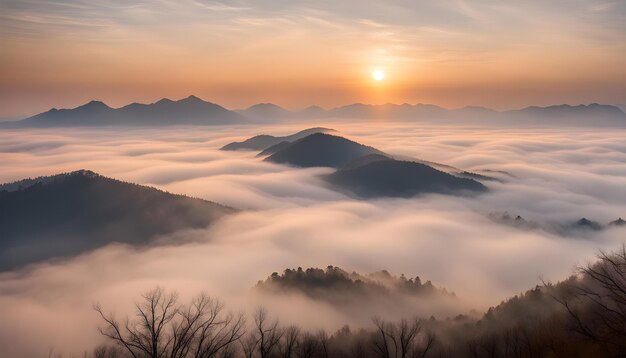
[490,211,626,237]
[0,123,625,356]
[84,247,626,357]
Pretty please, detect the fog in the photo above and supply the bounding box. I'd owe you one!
[1,122,625,356]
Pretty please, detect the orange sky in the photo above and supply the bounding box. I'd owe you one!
[1,0,625,117]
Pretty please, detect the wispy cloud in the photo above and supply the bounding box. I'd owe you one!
[1,0,625,115]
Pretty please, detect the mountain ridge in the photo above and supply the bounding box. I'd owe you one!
[221,127,336,151]
[0,170,234,270]
[5,98,625,127]
[264,133,386,168]
[326,158,488,198]
[8,95,244,127]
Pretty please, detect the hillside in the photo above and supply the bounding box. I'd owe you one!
[265,133,386,168]
[325,158,488,198]
[220,127,334,151]
[0,170,234,270]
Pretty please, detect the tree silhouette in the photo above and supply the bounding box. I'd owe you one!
[95,287,244,358]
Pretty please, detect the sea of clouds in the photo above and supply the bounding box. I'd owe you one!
[1,121,625,356]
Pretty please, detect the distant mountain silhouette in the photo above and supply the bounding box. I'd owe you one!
[262,102,625,126]
[265,133,386,168]
[490,212,626,236]
[506,104,626,126]
[239,103,292,121]
[5,99,626,127]
[0,170,234,270]
[8,95,244,127]
[220,127,335,151]
[325,158,487,198]
[610,218,626,226]
[297,105,328,119]
[489,212,540,231]
[574,218,603,231]
[564,217,626,233]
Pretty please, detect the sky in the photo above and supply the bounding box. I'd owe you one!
[1,0,626,117]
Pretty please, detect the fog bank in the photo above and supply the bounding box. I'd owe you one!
[0,122,625,356]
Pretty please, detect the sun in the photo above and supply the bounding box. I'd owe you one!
[372,69,385,81]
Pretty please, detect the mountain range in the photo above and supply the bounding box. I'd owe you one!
[0,170,234,270]
[6,95,243,127]
[3,96,626,127]
[490,212,626,237]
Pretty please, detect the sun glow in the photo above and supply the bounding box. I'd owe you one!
[372,69,385,81]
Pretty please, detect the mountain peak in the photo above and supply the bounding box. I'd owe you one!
[265,132,386,168]
[576,217,602,230]
[68,169,100,177]
[155,98,175,105]
[0,169,101,193]
[221,127,336,152]
[610,218,626,226]
[77,100,110,110]
[180,95,205,103]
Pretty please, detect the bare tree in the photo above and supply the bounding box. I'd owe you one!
[295,333,317,358]
[95,287,178,357]
[413,331,434,358]
[555,246,626,354]
[278,326,301,358]
[95,287,244,358]
[315,330,330,358]
[372,318,393,358]
[396,319,420,358]
[93,345,123,358]
[241,308,284,358]
[241,333,259,358]
[372,318,430,358]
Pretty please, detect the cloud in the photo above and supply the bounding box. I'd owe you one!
[0,122,625,356]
